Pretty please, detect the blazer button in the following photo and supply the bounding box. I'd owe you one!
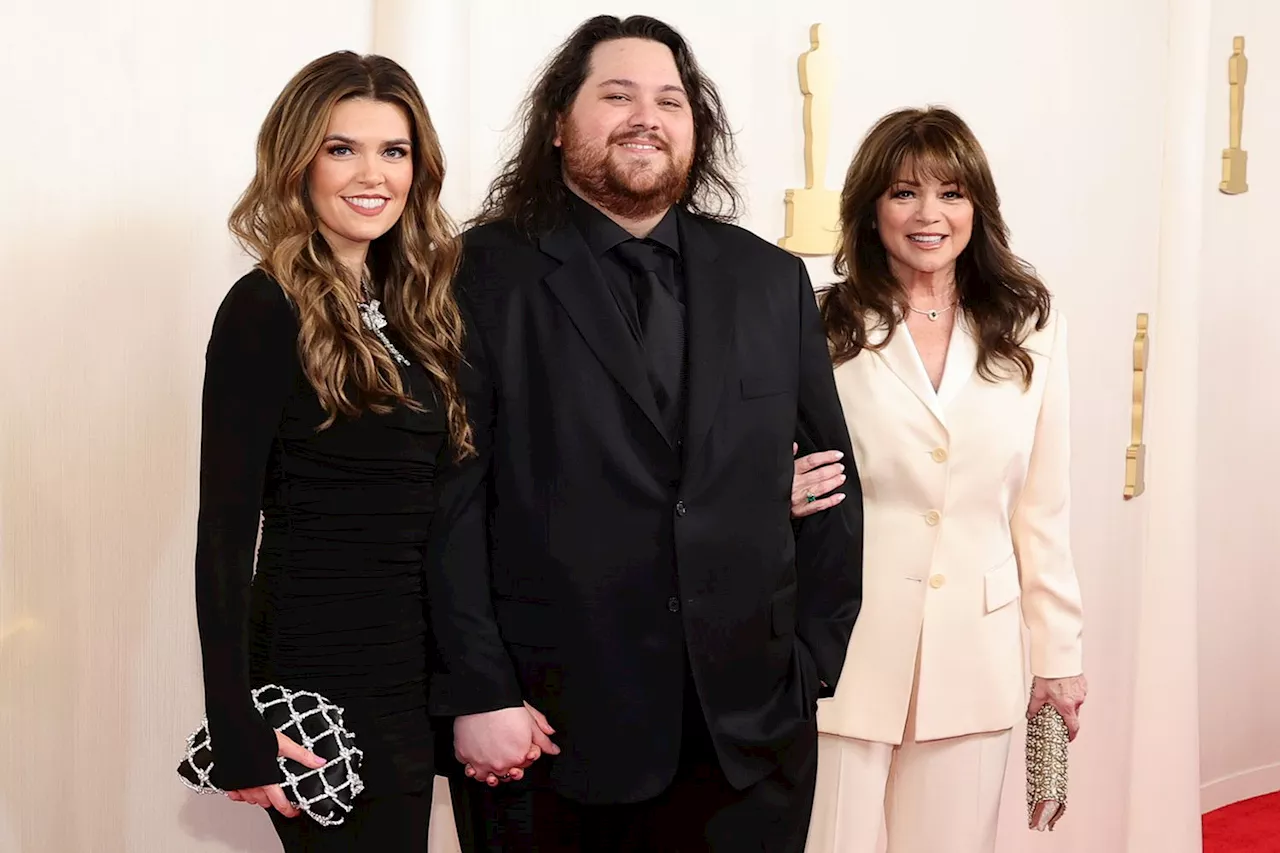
[668,597,681,613]
[675,501,687,517]
[929,574,946,589]
[931,447,948,463]
[925,509,941,526]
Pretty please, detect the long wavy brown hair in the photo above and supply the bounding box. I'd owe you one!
[229,51,472,457]
[471,14,741,234]
[821,107,1051,387]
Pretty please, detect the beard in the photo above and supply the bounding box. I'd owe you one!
[561,122,692,220]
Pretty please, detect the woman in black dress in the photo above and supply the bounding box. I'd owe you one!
[195,51,476,851]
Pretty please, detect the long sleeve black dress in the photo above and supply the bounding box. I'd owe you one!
[194,269,447,807]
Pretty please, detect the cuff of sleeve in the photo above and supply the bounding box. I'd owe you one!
[206,713,281,792]
[1031,640,1083,681]
[429,672,524,718]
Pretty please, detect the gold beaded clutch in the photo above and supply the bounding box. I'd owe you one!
[1025,700,1069,831]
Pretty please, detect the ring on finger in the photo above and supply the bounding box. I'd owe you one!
[804,490,816,503]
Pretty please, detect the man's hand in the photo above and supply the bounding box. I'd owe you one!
[454,704,560,786]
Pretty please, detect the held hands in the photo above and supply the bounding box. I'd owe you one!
[791,443,846,518]
[225,730,326,817]
[454,701,560,786]
[1027,674,1088,741]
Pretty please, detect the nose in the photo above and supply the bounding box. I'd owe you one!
[355,151,387,186]
[627,99,661,131]
[914,194,942,223]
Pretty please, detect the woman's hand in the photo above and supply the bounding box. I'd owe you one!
[790,443,847,518]
[1027,674,1088,741]
[225,730,326,817]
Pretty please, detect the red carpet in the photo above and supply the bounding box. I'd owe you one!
[1203,791,1280,852]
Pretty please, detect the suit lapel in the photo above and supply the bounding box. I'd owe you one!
[873,320,949,430]
[937,313,977,408]
[680,212,736,461]
[538,224,667,440]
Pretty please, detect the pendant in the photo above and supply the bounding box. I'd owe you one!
[359,299,388,332]
[926,310,939,321]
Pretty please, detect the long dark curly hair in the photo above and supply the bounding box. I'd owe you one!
[821,107,1051,387]
[470,14,741,234]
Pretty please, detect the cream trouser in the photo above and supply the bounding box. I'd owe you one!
[804,668,1013,853]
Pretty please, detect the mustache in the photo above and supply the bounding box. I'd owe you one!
[609,129,667,149]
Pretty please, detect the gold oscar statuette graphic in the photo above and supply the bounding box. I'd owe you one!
[1220,36,1249,195]
[779,23,841,256]
[1124,313,1149,500]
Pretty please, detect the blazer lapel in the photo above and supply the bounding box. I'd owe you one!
[680,212,736,461]
[936,313,977,409]
[873,320,949,430]
[538,224,666,440]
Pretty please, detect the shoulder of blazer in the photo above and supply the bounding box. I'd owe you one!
[1019,306,1065,360]
[682,212,800,273]
[455,220,548,307]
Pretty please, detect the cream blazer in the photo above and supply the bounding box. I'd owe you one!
[816,308,1084,745]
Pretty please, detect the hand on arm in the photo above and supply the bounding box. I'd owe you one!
[791,260,864,694]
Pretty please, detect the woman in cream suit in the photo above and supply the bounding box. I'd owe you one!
[796,107,1087,853]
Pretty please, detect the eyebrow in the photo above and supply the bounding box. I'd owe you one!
[322,134,412,147]
[597,78,687,96]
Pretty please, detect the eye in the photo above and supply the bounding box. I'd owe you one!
[384,146,410,159]
[891,189,915,199]
[605,94,629,102]
[942,189,965,200]
[326,145,353,157]
[660,99,684,109]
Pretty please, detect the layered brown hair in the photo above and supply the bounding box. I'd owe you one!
[229,51,472,456]
[821,107,1050,387]
[471,14,741,234]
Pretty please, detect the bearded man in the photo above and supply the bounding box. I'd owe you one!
[426,14,864,852]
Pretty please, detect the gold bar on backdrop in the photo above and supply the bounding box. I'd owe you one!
[1125,313,1149,499]
[779,24,841,256]
[1220,36,1249,195]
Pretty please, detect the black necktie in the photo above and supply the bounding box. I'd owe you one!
[613,239,685,438]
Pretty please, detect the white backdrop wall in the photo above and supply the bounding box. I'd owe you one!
[2,1,1267,851]
[1195,0,1280,815]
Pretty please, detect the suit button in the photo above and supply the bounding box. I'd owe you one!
[668,597,681,612]
[675,501,687,517]
[931,447,948,463]
[929,574,946,589]
[925,510,941,526]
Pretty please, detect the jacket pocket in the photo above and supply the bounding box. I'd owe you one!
[984,555,1021,613]
[741,371,790,400]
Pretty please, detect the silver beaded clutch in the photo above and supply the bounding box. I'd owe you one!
[1025,699,1069,831]
[177,685,365,827]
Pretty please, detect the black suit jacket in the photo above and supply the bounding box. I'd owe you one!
[426,208,864,805]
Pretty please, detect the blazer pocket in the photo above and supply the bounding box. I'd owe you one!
[771,582,798,636]
[493,597,559,648]
[983,555,1021,613]
[741,372,790,400]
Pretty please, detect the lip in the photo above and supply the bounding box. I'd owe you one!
[342,195,391,217]
[615,139,664,153]
[907,233,946,249]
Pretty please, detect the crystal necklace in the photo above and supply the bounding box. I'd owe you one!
[357,276,412,366]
